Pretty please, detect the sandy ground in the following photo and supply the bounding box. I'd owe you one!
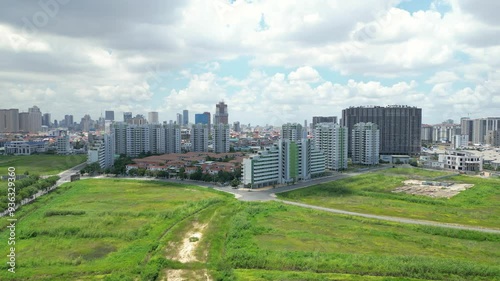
[394,180,474,198]
[162,269,211,281]
[174,222,208,263]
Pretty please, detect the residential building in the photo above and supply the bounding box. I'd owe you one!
[113,122,128,155]
[204,112,211,129]
[233,121,241,132]
[0,109,19,133]
[56,133,71,154]
[439,150,482,172]
[351,122,380,165]
[314,123,348,170]
[486,131,500,147]
[190,123,209,152]
[19,112,29,132]
[432,123,461,143]
[126,124,150,157]
[453,135,469,149]
[87,133,115,169]
[214,101,228,125]
[421,124,433,143]
[312,116,337,127]
[80,114,92,132]
[242,143,281,188]
[42,113,51,127]
[28,106,42,133]
[342,105,422,155]
[281,123,303,142]
[214,123,230,153]
[64,115,74,129]
[148,112,159,124]
[131,114,147,125]
[105,110,114,121]
[460,117,473,142]
[176,113,183,126]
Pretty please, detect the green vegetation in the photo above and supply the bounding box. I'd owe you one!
[279,167,500,228]
[0,179,229,280]
[223,202,500,281]
[0,175,59,210]
[0,154,87,176]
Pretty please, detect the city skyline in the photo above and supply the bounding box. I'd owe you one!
[0,1,498,125]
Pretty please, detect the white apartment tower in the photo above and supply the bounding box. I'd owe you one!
[126,125,151,157]
[190,123,209,152]
[282,123,303,142]
[214,123,230,153]
[351,122,380,165]
[314,123,348,170]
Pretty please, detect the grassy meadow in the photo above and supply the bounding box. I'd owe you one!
[0,179,230,280]
[0,154,87,176]
[278,167,500,228]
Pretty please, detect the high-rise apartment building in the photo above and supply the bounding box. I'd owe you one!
[28,106,42,133]
[281,123,303,142]
[0,109,19,133]
[56,131,71,154]
[190,123,209,152]
[214,101,228,125]
[42,113,51,127]
[126,124,150,157]
[233,121,241,132]
[421,124,433,143]
[460,117,473,142]
[88,133,115,169]
[105,111,115,121]
[204,112,211,129]
[183,110,189,126]
[214,123,230,153]
[19,112,29,132]
[148,112,159,124]
[176,113,183,126]
[342,105,422,155]
[80,114,92,132]
[312,116,337,127]
[64,115,74,129]
[314,123,348,170]
[351,122,380,165]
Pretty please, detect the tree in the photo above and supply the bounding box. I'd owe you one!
[230,178,240,187]
[394,159,403,165]
[409,159,418,167]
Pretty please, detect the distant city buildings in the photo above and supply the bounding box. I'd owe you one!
[312,116,337,127]
[123,112,132,123]
[176,113,183,126]
[281,123,303,142]
[148,112,159,124]
[342,105,422,155]
[195,113,210,125]
[190,123,209,152]
[183,109,189,126]
[351,122,380,165]
[0,109,19,133]
[214,101,228,125]
[105,110,114,121]
[214,124,230,153]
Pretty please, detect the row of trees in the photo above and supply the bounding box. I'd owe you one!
[0,175,60,210]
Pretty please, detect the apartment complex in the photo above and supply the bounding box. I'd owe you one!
[342,105,422,155]
[191,123,209,152]
[213,123,230,153]
[314,123,348,170]
[88,134,115,169]
[351,122,380,165]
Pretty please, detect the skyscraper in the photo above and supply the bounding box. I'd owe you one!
[214,101,228,125]
[42,113,51,127]
[214,123,230,153]
[19,112,29,132]
[204,112,211,129]
[314,123,348,170]
[148,112,159,124]
[183,109,189,126]
[281,123,303,142]
[195,113,209,125]
[176,113,183,126]
[0,109,19,133]
[351,122,380,165]
[105,110,115,121]
[341,105,422,155]
[64,115,74,129]
[190,123,209,152]
[28,106,42,133]
[123,112,132,123]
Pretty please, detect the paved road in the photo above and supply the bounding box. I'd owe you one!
[277,200,500,234]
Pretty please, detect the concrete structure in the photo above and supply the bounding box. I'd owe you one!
[105,110,114,121]
[233,121,241,132]
[183,110,189,126]
[42,113,51,128]
[126,124,150,157]
[281,123,303,142]
[242,143,281,188]
[314,123,348,170]
[131,114,147,125]
[87,133,115,169]
[56,134,71,154]
[486,130,500,147]
[214,101,228,125]
[148,112,159,124]
[176,113,183,126]
[439,151,483,172]
[0,109,19,133]
[64,115,74,129]
[28,106,42,133]
[432,123,461,143]
[421,124,433,143]
[19,112,29,132]
[342,105,422,155]
[312,116,337,127]
[460,117,473,142]
[214,123,230,153]
[453,135,469,149]
[5,141,47,155]
[191,123,209,152]
[351,122,380,165]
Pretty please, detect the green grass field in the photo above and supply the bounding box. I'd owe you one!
[0,154,87,176]
[1,175,498,280]
[278,168,500,228]
[0,179,229,280]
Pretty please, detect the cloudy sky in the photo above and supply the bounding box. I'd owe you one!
[1,0,499,126]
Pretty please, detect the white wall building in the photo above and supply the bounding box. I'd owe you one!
[190,123,209,152]
[87,133,115,169]
[56,134,71,154]
[351,122,380,165]
[126,125,151,157]
[439,150,483,172]
[4,141,47,155]
[242,143,281,188]
[453,135,469,149]
[314,123,348,170]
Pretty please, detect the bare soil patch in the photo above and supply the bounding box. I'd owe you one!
[393,180,474,198]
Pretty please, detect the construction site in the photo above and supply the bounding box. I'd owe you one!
[393,180,474,198]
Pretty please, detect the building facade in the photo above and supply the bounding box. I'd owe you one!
[314,123,348,170]
[214,123,230,153]
[312,116,337,127]
[281,123,303,142]
[190,123,209,152]
[0,109,19,133]
[342,105,422,155]
[351,122,380,165]
[148,112,159,124]
[439,151,482,172]
[214,101,228,125]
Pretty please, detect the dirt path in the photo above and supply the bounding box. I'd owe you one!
[174,222,208,263]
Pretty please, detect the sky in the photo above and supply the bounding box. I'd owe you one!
[0,0,499,126]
